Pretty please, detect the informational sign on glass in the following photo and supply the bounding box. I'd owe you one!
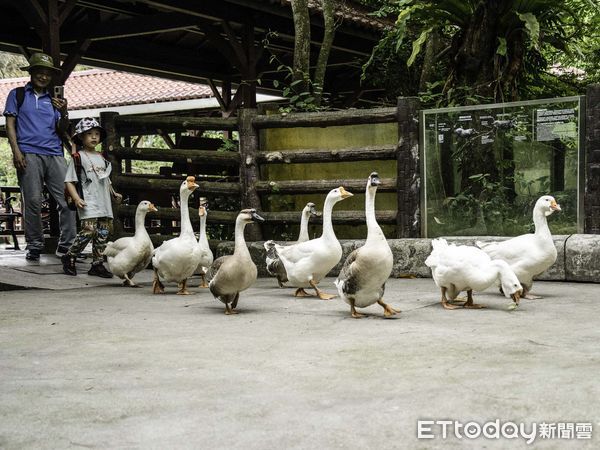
[420,97,583,237]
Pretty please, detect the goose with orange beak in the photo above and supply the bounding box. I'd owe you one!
[477,195,561,299]
[269,187,353,300]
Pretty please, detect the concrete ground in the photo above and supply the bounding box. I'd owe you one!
[1,249,599,449]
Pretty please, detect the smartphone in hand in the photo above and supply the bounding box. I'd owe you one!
[53,85,64,99]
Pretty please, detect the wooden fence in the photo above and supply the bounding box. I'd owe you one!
[102,98,421,242]
[102,85,600,240]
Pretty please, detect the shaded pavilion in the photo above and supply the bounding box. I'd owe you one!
[0,0,391,112]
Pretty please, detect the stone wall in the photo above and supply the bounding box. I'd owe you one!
[214,234,600,283]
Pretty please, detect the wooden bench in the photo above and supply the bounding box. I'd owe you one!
[0,188,22,250]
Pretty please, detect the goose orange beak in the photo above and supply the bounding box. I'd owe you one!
[511,290,521,305]
[149,203,158,212]
[339,187,353,199]
[550,200,561,211]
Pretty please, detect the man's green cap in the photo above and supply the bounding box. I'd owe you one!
[20,52,62,74]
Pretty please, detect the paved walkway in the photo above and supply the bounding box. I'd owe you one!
[1,248,599,449]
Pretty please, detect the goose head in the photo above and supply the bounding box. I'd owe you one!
[496,260,523,305]
[303,202,321,218]
[327,187,353,204]
[536,195,561,217]
[238,208,265,224]
[180,176,199,200]
[137,200,158,214]
[367,172,381,191]
[198,197,209,217]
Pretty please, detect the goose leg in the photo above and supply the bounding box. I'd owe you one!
[377,299,400,317]
[231,293,240,310]
[441,287,460,310]
[152,269,165,294]
[522,285,542,299]
[225,303,238,315]
[198,273,209,288]
[294,288,313,297]
[123,274,138,288]
[463,289,485,309]
[309,279,336,300]
[177,279,192,295]
[350,299,365,318]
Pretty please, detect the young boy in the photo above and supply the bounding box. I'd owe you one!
[62,117,121,277]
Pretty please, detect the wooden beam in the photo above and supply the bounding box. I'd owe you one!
[203,26,240,69]
[208,78,227,111]
[59,38,92,83]
[221,21,248,70]
[256,145,397,164]
[157,131,176,149]
[60,12,200,43]
[112,147,240,166]
[238,108,263,239]
[46,0,61,76]
[116,204,237,225]
[114,116,238,135]
[396,97,420,238]
[256,178,397,194]
[252,108,398,129]
[14,0,47,30]
[59,0,78,26]
[260,210,397,225]
[112,175,241,195]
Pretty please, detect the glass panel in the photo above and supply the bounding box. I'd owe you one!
[421,97,583,237]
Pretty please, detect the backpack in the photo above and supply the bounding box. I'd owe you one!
[64,151,84,211]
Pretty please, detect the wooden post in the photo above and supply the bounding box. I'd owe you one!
[396,97,420,238]
[100,111,124,237]
[238,108,263,240]
[585,84,600,233]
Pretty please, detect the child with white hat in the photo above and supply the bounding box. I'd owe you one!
[62,117,122,277]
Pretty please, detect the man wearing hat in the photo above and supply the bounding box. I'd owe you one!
[3,52,76,261]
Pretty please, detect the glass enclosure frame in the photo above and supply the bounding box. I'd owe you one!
[420,96,585,237]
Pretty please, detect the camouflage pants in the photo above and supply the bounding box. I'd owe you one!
[67,217,113,264]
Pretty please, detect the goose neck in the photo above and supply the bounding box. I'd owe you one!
[179,193,194,236]
[533,207,551,237]
[365,186,383,241]
[298,211,310,242]
[134,208,147,237]
[321,196,337,240]
[199,214,207,235]
[234,217,249,255]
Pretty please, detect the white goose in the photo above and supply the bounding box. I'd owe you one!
[104,200,157,287]
[335,172,399,318]
[206,208,265,314]
[476,195,561,299]
[426,238,522,309]
[271,187,353,299]
[195,200,214,288]
[264,201,320,287]
[152,176,202,295]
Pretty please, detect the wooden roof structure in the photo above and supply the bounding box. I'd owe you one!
[0,0,391,111]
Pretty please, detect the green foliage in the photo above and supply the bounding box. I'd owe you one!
[0,140,18,186]
[360,0,600,105]
[262,33,327,112]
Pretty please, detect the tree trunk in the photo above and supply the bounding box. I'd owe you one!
[418,29,440,92]
[313,0,335,105]
[290,0,311,92]
[448,1,503,103]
